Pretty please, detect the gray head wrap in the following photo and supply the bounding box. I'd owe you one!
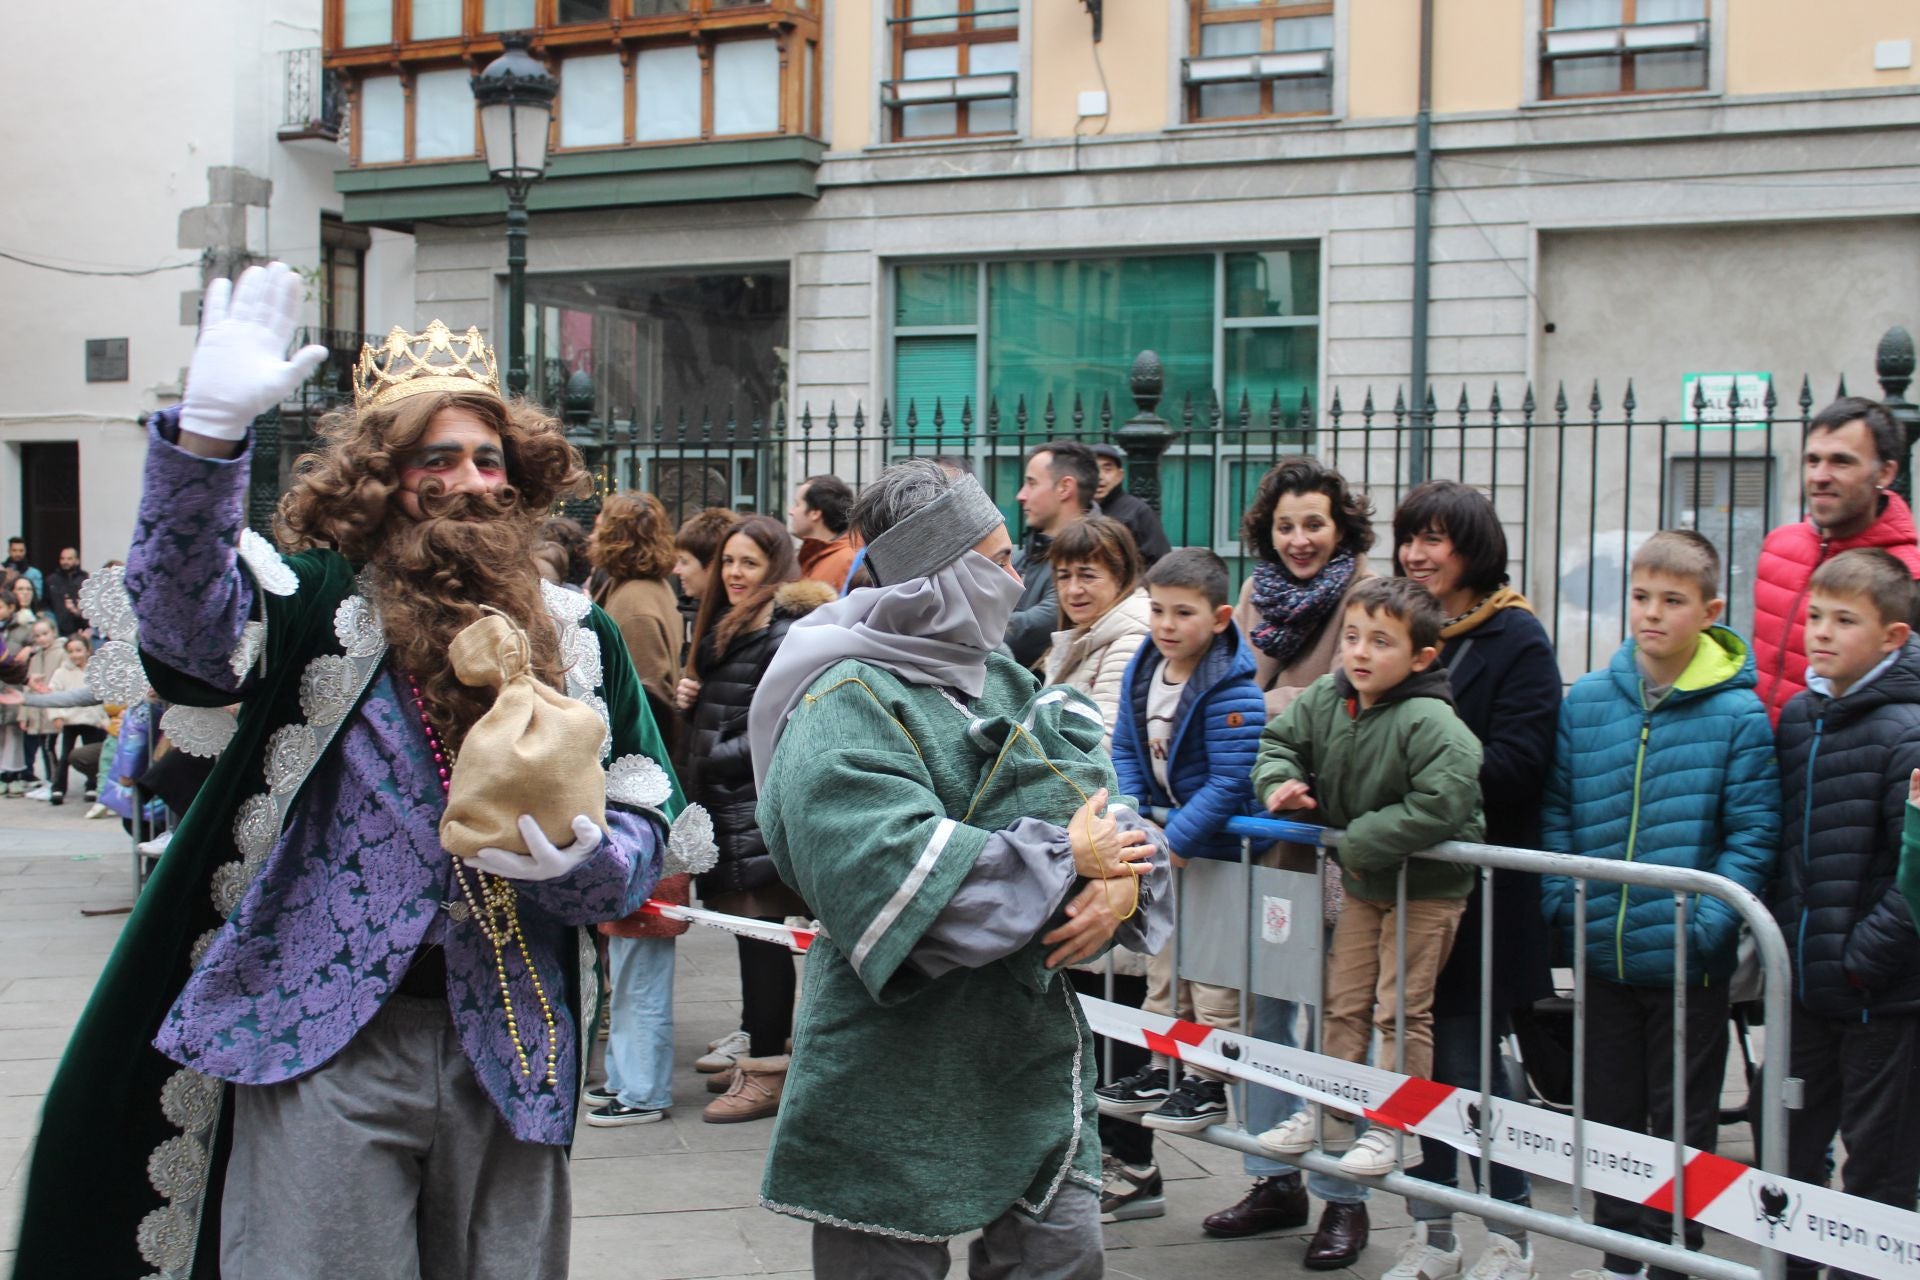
[863,473,1006,586]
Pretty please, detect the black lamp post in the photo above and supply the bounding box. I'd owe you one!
[471,33,558,398]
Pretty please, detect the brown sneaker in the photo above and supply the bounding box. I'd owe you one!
[706,1064,738,1094]
[702,1054,788,1124]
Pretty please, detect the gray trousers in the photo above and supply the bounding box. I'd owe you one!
[219,994,570,1280]
[810,1184,1104,1279]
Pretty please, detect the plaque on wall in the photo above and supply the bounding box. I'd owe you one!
[85,338,129,383]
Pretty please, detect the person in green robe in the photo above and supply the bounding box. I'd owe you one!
[747,458,1173,1277]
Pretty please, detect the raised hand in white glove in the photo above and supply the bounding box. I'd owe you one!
[462,814,605,882]
[180,262,330,443]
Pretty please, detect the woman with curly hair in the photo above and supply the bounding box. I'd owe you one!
[590,492,683,746]
[16,267,681,1280]
[675,514,836,1121]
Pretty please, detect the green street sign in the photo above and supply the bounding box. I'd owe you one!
[1683,372,1772,430]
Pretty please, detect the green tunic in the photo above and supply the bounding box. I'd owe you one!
[756,656,1121,1240]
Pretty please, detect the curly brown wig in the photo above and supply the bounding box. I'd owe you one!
[275,391,591,750]
[1240,455,1375,567]
[591,491,677,584]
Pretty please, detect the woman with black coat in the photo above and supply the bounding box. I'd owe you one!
[1391,480,1560,1280]
[674,515,835,1124]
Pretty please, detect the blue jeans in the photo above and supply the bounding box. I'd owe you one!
[1408,1009,1530,1223]
[1241,994,1368,1205]
[604,935,676,1111]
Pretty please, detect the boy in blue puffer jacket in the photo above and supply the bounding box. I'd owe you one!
[1097,549,1266,1164]
[1541,530,1779,1280]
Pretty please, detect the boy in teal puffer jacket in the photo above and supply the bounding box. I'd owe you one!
[1541,530,1779,1280]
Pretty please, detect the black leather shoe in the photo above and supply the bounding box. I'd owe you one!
[1202,1175,1311,1238]
[1304,1202,1370,1270]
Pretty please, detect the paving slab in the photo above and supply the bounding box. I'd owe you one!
[0,801,1783,1277]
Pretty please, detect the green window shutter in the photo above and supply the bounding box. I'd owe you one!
[892,335,978,439]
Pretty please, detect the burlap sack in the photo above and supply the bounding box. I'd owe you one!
[439,611,608,859]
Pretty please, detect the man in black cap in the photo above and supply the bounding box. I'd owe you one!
[1090,444,1171,566]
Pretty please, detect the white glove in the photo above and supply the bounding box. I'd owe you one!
[179,262,330,442]
[463,814,605,882]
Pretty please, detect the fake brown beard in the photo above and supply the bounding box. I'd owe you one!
[370,487,566,753]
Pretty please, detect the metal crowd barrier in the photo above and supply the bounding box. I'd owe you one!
[1130,809,1794,1280]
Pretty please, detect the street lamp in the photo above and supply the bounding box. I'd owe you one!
[472,33,558,397]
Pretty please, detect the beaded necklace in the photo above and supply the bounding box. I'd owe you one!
[405,672,558,1087]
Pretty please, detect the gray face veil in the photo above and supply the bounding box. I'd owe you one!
[747,474,1020,789]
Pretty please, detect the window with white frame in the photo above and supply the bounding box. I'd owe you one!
[1541,0,1708,99]
[1184,0,1333,122]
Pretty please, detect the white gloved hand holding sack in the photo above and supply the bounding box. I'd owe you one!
[439,611,608,876]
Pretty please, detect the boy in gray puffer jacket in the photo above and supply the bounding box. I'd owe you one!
[1774,548,1920,1280]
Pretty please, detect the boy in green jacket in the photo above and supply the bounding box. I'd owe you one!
[1250,576,1484,1177]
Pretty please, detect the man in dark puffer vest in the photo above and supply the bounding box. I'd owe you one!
[1773,548,1920,1280]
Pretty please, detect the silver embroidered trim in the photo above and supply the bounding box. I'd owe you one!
[563,623,603,691]
[298,654,359,726]
[581,691,611,761]
[158,1068,221,1131]
[333,593,383,658]
[188,928,220,969]
[758,1196,950,1244]
[78,566,138,643]
[541,578,592,624]
[1014,978,1088,1218]
[229,619,267,680]
[664,803,719,877]
[262,723,318,791]
[606,754,672,809]
[236,528,297,597]
[89,639,151,705]
[233,794,277,859]
[160,705,237,759]
[147,1135,208,1200]
[209,862,250,916]
[137,1203,195,1272]
[576,927,599,1094]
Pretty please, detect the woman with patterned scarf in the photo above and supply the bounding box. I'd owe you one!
[1205,455,1379,1265]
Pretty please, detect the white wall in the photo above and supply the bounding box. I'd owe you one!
[0,0,414,569]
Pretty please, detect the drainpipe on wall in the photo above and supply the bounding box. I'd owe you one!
[1408,0,1435,484]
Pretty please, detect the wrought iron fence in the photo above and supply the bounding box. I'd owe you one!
[258,324,1920,685]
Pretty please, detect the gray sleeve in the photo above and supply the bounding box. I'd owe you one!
[22,683,100,709]
[1108,806,1173,958]
[907,817,1079,980]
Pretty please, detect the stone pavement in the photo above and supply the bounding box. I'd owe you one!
[1,796,1764,1279]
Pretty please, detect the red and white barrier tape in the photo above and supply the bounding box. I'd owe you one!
[1077,996,1920,1280]
[639,897,1920,1280]
[637,899,815,953]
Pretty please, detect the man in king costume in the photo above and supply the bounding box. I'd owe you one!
[747,458,1174,1277]
[14,263,702,1279]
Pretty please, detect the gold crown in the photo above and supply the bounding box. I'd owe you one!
[352,320,502,409]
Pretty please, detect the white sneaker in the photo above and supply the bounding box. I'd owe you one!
[1383,1223,1464,1280]
[1466,1237,1536,1280]
[24,785,51,801]
[137,832,173,856]
[696,1028,750,1072]
[1339,1127,1419,1176]
[1256,1108,1356,1156]
[85,802,110,819]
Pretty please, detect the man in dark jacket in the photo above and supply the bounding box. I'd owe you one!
[1007,440,1097,666]
[1091,444,1172,566]
[1773,549,1920,1279]
[44,547,89,636]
